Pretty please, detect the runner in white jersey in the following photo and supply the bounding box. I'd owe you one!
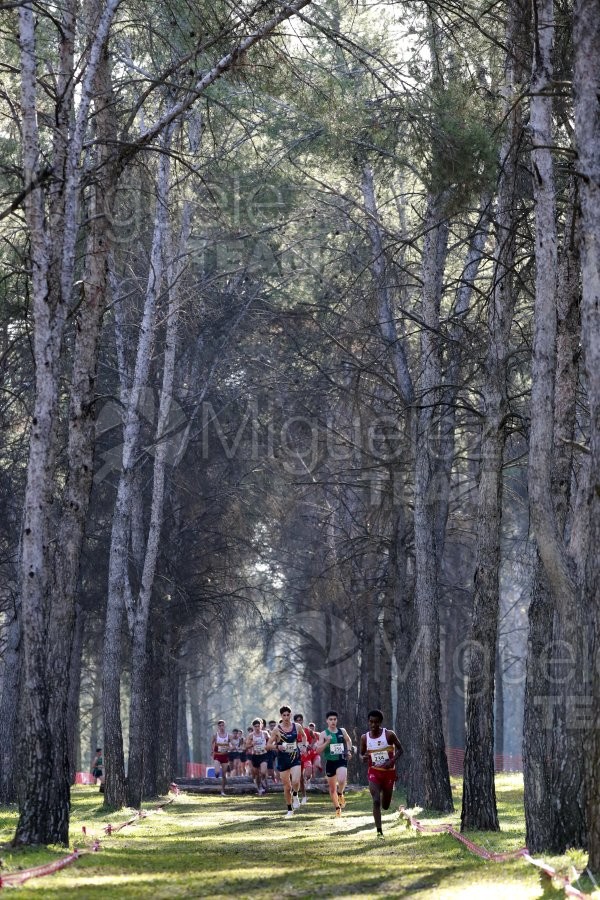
[211,720,231,796]
[228,729,244,775]
[246,718,270,794]
[360,709,403,836]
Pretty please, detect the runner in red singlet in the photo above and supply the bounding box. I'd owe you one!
[360,709,403,837]
[211,719,231,796]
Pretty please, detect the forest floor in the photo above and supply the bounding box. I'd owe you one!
[0,775,596,898]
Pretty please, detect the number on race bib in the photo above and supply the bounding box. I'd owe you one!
[284,742,297,753]
[371,750,389,766]
[330,743,345,755]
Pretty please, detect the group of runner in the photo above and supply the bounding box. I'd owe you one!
[212,706,403,835]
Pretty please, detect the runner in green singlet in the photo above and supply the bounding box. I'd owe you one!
[314,711,353,816]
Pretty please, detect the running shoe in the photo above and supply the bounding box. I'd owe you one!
[377,830,384,838]
[301,796,308,805]
[285,810,294,818]
[292,795,300,809]
[338,793,346,809]
[220,791,226,797]
[335,807,341,817]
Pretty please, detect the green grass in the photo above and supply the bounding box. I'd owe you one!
[0,776,596,898]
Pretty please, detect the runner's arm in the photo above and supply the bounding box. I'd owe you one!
[387,730,404,760]
[375,730,402,769]
[266,728,280,750]
[341,728,353,756]
[359,733,368,762]
[313,730,331,755]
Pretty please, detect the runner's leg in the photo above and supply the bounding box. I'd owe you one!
[221,760,228,795]
[327,773,341,814]
[281,768,293,810]
[336,765,347,808]
[369,780,383,833]
[304,760,313,788]
[290,764,301,808]
[301,760,311,803]
[381,782,394,811]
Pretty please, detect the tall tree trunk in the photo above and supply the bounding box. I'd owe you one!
[102,596,127,807]
[89,662,102,771]
[14,3,60,845]
[189,671,203,764]
[436,196,492,554]
[156,630,177,794]
[461,1,525,830]
[410,192,453,812]
[67,604,85,783]
[15,0,120,845]
[494,641,504,764]
[143,634,158,800]
[395,550,415,786]
[104,133,172,808]
[461,400,507,831]
[573,0,600,872]
[524,0,587,850]
[177,674,190,777]
[0,606,21,804]
[361,163,417,786]
[46,55,116,836]
[524,571,555,847]
[127,197,189,807]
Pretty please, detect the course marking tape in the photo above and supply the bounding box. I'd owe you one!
[399,808,591,899]
[0,791,176,890]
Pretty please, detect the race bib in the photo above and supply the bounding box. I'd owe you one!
[284,742,297,753]
[371,750,389,766]
[330,743,345,755]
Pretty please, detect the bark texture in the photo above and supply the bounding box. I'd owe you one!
[410,193,453,812]
[524,0,587,851]
[573,0,600,873]
[461,4,524,827]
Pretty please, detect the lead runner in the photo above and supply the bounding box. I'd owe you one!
[360,709,403,837]
[267,705,307,817]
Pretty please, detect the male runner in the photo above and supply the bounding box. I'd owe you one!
[314,711,353,816]
[360,709,403,836]
[267,705,306,817]
[246,718,270,794]
[211,719,231,796]
[228,729,244,776]
[294,713,317,803]
[309,722,323,776]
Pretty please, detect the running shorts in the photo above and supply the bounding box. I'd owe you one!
[301,749,317,769]
[276,751,301,772]
[368,767,396,790]
[251,753,267,769]
[325,758,347,777]
[213,752,229,765]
